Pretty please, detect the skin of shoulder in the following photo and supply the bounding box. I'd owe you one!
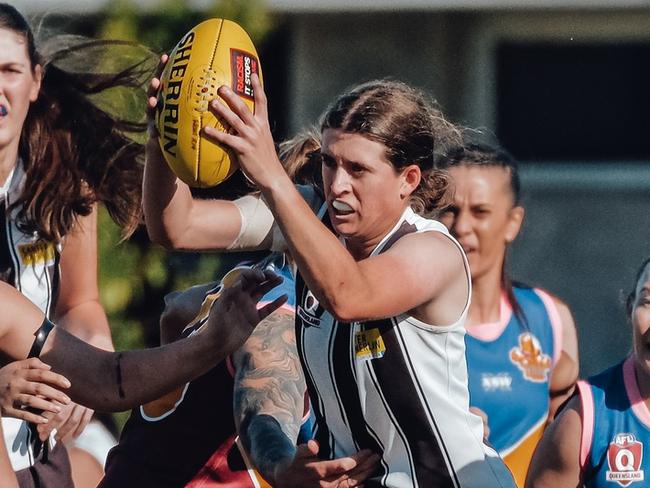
[526,395,583,488]
[343,230,469,325]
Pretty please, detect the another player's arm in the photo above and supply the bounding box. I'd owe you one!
[0,271,285,412]
[548,298,579,421]
[525,396,583,488]
[233,308,306,481]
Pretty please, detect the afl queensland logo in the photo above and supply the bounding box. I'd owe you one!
[606,433,644,486]
[297,289,325,328]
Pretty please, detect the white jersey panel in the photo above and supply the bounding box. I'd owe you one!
[296,207,515,487]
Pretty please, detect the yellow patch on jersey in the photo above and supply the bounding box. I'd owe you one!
[503,419,546,487]
[355,328,386,361]
[18,241,55,266]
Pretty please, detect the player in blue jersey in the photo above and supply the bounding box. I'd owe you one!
[527,256,650,488]
[439,142,579,487]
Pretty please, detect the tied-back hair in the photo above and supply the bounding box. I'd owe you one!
[278,127,322,189]
[626,257,650,317]
[443,141,528,327]
[3,4,156,242]
[320,79,461,215]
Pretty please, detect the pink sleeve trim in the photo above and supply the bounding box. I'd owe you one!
[226,356,236,378]
[576,380,594,470]
[623,356,650,428]
[535,289,563,366]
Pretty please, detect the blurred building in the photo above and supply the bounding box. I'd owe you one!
[19,0,650,375]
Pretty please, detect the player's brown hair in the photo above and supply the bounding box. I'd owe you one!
[1,3,155,242]
[320,79,460,214]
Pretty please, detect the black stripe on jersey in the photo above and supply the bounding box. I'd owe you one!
[295,274,333,459]
[368,317,459,487]
[331,321,384,458]
[0,201,16,285]
[5,207,21,292]
[379,221,417,253]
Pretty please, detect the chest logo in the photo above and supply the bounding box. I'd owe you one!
[18,241,55,266]
[509,332,551,383]
[355,327,386,361]
[297,290,324,328]
[606,433,644,486]
[606,434,644,486]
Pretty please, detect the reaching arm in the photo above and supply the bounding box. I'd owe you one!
[549,298,580,421]
[203,77,468,324]
[55,206,113,351]
[233,308,306,481]
[526,396,583,488]
[0,270,286,412]
[142,62,243,251]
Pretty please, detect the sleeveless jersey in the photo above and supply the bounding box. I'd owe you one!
[1,162,62,473]
[465,286,562,487]
[101,254,302,488]
[295,205,515,488]
[578,357,650,488]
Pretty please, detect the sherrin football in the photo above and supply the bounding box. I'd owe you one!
[155,18,263,188]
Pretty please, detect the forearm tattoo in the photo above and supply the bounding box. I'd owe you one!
[233,310,306,470]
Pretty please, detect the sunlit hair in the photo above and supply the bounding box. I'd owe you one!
[278,127,322,188]
[2,4,156,242]
[626,257,650,317]
[320,79,461,215]
[441,140,527,326]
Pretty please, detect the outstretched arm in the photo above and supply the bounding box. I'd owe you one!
[142,56,244,251]
[0,270,285,412]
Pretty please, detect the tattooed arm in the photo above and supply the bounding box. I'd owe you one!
[232,308,306,481]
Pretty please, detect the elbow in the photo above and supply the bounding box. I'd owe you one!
[145,220,185,250]
[322,295,360,323]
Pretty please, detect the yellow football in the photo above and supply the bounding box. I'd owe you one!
[156,18,263,188]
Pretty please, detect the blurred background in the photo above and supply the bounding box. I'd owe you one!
[15,0,650,380]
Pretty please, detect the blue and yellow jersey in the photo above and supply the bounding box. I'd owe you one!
[578,357,650,488]
[465,286,562,487]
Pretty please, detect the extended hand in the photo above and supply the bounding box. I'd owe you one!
[0,358,71,425]
[205,268,287,353]
[274,440,380,488]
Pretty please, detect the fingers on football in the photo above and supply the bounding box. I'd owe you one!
[251,73,268,120]
[216,85,256,127]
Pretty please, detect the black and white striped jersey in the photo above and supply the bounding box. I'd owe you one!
[295,206,515,488]
[1,163,61,471]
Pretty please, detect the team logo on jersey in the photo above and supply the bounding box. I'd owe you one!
[297,289,324,328]
[355,327,386,361]
[509,332,552,382]
[606,433,644,486]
